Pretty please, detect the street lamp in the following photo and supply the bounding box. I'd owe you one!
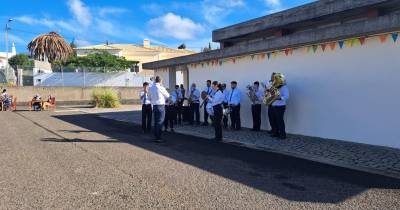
[5,19,13,76]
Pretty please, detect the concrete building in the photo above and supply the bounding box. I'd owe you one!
[75,39,195,75]
[143,0,400,149]
[0,42,16,69]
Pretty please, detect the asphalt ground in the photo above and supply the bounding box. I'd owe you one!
[0,110,399,209]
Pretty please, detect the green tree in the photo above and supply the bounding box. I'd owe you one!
[64,51,138,73]
[8,54,33,70]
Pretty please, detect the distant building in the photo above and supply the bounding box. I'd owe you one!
[0,42,16,69]
[75,39,195,75]
[143,0,400,149]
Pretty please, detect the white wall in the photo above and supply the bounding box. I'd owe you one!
[154,69,170,89]
[189,38,400,148]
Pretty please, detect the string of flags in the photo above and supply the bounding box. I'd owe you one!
[183,31,399,69]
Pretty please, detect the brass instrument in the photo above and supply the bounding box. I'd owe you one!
[246,85,257,104]
[188,89,194,104]
[199,91,208,108]
[263,73,285,106]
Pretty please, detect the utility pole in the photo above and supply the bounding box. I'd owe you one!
[5,19,13,80]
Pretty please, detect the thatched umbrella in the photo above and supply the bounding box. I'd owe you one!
[27,32,73,64]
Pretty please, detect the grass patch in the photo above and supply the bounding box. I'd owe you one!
[91,88,120,108]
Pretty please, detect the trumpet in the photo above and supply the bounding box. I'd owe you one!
[246,85,257,104]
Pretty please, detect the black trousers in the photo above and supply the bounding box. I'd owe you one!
[203,102,210,124]
[142,104,152,132]
[251,104,262,131]
[271,106,286,137]
[230,104,241,130]
[223,103,228,128]
[213,105,223,140]
[268,105,274,131]
[189,102,200,124]
[176,101,183,123]
[164,105,176,129]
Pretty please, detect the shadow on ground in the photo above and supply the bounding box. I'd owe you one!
[51,112,400,204]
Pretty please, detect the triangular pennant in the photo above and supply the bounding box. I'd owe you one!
[260,53,266,60]
[392,33,398,42]
[290,48,294,55]
[345,40,353,48]
[219,60,223,66]
[232,58,236,64]
[306,46,311,53]
[321,44,327,52]
[201,63,204,67]
[285,49,290,56]
[352,38,360,46]
[338,41,345,49]
[251,55,255,60]
[329,42,336,50]
[379,34,388,43]
[358,37,366,45]
[267,52,271,59]
[312,45,318,53]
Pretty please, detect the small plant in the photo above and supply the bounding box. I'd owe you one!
[91,88,120,108]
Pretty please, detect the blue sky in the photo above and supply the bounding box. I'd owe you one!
[0,0,314,53]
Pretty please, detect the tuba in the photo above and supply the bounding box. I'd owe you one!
[263,73,285,106]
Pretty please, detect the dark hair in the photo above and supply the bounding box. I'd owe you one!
[212,81,222,90]
[2,89,6,93]
[254,81,260,86]
[180,84,184,88]
[155,76,161,83]
[231,81,237,85]
[143,82,149,86]
[207,80,212,83]
[175,85,179,88]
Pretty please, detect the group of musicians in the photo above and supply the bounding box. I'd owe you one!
[141,73,289,142]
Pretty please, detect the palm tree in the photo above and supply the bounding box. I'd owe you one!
[27,32,73,64]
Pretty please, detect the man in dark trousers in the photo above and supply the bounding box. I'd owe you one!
[148,76,170,142]
[202,80,212,126]
[227,81,242,130]
[140,82,152,133]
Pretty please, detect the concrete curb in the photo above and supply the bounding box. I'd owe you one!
[94,114,400,180]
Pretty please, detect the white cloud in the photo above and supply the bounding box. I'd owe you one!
[98,7,128,17]
[148,13,204,40]
[201,0,245,25]
[264,0,281,7]
[67,0,92,27]
[15,16,80,33]
[263,0,285,14]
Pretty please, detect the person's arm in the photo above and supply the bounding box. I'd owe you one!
[161,87,170,99]
[279,86,289,101]
[140,91,144,100]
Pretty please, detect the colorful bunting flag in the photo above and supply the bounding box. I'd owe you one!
[260,53,266,60]
[272,52,278,58]
[379,34,388,43]
[321,44,327,52]
[232,58,236,64]
[285,49,290,56]
[267,52,271,59]
[251,55,255,60]
[345,39,353,48]
[312,45,318,53]
[358,37,366,45]
[392,33,398,42]
[329,42,336,51]
[338,41,345,49]
[219,60,223,66]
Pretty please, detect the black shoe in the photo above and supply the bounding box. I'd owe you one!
[270,133,279,138]
[201,123,208,126]
[267,130,273,134]
[279,135,287,139]
[154,138,165,143]
[213,137,222,141]
[251,129,260,132]
[170,129,175,133]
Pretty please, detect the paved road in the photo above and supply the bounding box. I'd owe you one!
[0,110,399,209]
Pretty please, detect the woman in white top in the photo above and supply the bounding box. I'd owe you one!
[207,81,225,141]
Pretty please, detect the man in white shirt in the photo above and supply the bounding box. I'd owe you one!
[202,80,212,126]
[140,82,152,133]
[227,81,242,130]
[250,81,264,131]
[148,76,170,142]
[270,73,289,139]
[188,83,201,125]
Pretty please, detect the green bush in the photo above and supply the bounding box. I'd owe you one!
[91,88,120,108]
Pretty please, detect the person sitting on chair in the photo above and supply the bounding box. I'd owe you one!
[32,94,42,111]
